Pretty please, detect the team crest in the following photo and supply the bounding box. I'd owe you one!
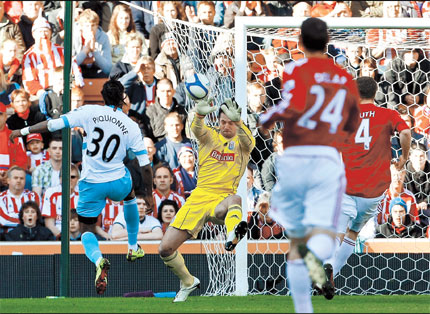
[228,141,235,150]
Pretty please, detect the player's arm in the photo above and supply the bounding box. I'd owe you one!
[395,128,411,170]
[190,97,215,144]
[9,118,68,143]
[139,164,154,211]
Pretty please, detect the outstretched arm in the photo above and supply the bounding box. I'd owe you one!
[9,118,67,143]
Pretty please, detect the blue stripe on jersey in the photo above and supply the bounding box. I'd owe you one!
[61,116,70,128]
[82,142,87,150]
[107,105,123,112]
[134,149,148,156]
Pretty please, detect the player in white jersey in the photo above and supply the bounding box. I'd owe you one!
[10,79,153,295]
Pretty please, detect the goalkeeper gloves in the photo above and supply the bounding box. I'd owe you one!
[194,96,216,116]
[220,98,241,122]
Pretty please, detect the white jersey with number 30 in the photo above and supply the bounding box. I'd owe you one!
[61,105,149,183]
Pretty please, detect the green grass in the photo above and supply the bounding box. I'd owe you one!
[1,295,429,313]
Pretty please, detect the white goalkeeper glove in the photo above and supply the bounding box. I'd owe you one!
[220,98,241,122]
[194,96,216,116]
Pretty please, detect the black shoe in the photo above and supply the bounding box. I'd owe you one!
[321,263,335,300]
[298,244,327,288]
[225,221,248,251]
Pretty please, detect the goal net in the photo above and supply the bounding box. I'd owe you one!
[125,1,430,297]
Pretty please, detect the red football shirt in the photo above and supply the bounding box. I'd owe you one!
[261,57,360,149]
[340,104,409,198]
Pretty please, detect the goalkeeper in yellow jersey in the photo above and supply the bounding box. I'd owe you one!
[158,96,255,302]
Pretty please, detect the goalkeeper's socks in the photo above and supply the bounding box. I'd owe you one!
[332,236,356,277]
[287,259,313,313]
[161,251,194,287]
[307,233,335,261]
[81,232,102,265]
[225,205,242,235]
[124,198,139,251]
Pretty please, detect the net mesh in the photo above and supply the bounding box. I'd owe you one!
[126,2,430,297]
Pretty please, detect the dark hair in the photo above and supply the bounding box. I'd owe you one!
[70,208,78,220]
[101,78,126,107]
[157,199,179,223]
[300,17,328,52]
[410,141,427,152]
[356,76,378,99]
[19,201,41,225]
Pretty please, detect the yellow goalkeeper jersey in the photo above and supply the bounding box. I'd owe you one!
[191,115,256,194]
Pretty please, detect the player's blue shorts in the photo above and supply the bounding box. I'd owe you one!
[77,168,133,218]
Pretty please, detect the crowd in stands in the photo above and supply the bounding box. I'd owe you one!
[0,1,430,242]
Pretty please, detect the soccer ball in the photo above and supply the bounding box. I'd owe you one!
[185,73,210,100]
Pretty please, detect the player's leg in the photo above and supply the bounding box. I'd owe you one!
[79,217,110,295]
[109,169,143,261]
[77,180,110,294]
[330,195,383,277]
[158,227,199,302]
[213,194,247,251]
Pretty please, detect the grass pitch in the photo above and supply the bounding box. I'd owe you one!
[1,295,429,313]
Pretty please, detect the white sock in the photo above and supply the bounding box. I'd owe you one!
[324,236,341,266]
[287,259,313,313]
[95,257,103,268]
[307,233,335,261]
[332,236,355,277]
[128,243,138,251]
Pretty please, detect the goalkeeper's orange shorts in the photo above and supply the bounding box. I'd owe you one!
[170,188,231,238]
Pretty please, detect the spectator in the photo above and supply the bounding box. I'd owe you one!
[149,1,186,59]
[26,133,49,173]
[391,110,427,159]
[412,84,430,140]
[377,164,420,225]
[350,1,383,17]
[0,68,19,118]
[99,199,123,237]
[41,163,80,239]
[224,1,270,29]
[69,208,81,241]
[187,1,217,73]
[265,52,290,108]
[384,49,430,112]
[73,8,112,78]
[358,57,389,107]
[7,89,48,147]
[246,82,273,178]
[247,163,265,213]
[157,198,179,234]
[145,78,186,143]
[38,67,64,120]
[342,45,364,79]
[111,194,163,240]
[173,144,197,199]
[110,32,147,80]
[130,1,154,40]
[70,87,85,166]
[152,163,185,218]
[17,1,44,51]
[47,1,83,46]
[144,136,158,167]
[4,200,55,241]
[248,191,285,240]
[313,1,352,17]
[32,137,62,196]
[155,112,191,170]
[80,1,115,33]
[119,55,158,126]
[0,166,40,234]
[22,16,84,98]
[404,141,430,226]
[366,1,407,73]
[107,4,148,65]
[0,102,29,173]
[261,129,283,192]
[3,0,23,24]
[375,197,424,238]
[154,32,189,90]
[0,39,22,86]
